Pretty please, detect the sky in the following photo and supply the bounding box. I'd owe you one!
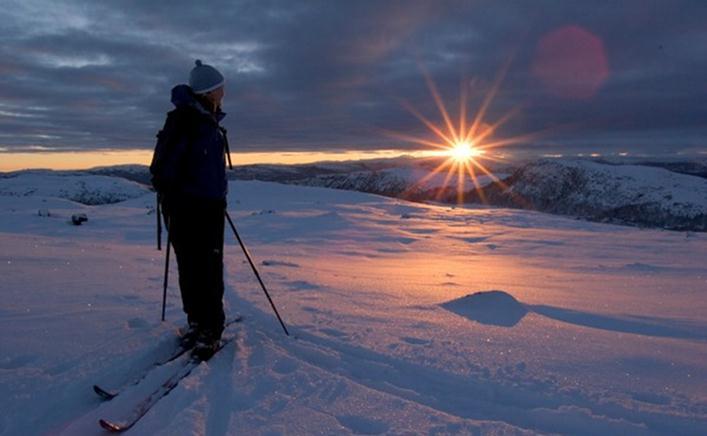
[1,0,706,160]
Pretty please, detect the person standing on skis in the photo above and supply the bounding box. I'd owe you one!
[149,60,230,360]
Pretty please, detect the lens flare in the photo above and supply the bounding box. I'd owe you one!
[384,60,549,205]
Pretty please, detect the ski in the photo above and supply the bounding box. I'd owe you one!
[93,315,241,401]
[98,335,235,433]
[93,345,190,401]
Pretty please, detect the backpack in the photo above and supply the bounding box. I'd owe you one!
[148,108,232,250]
[149,108,197,195]
[149,108,197,250]
[149,108,232,195]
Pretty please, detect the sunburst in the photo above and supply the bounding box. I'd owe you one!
[385,62,542,205]
[449,140,480,162]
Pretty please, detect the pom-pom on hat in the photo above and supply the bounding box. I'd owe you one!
[189,59,225,94]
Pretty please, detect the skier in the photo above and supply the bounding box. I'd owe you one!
[150,60,230,360]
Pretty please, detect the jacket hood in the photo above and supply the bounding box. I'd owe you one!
[171,84,197,108]
[170,84,226,122]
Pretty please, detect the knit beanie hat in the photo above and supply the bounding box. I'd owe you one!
[188,59,225,94]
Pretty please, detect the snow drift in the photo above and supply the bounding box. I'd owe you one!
[442,291,528,327]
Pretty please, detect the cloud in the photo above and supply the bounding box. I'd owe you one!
[0,0,705,154]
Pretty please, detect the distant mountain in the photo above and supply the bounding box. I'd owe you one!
[591,158,707,179]
[288,166,507,201]
[467,159,707,231]
[87,164,153,185]
[620,161,707,179]
[3,156,706,230]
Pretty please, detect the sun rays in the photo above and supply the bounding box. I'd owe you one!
[387,63,539,205]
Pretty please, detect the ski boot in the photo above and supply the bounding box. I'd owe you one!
[179,321,200,349]
[191,329,221,361]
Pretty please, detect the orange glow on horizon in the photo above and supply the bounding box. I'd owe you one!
[0,148,445,172]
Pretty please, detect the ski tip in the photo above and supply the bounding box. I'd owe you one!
[93,384,117,400]
[99,418,126,433]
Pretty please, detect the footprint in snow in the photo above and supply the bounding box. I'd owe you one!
[120,294,142,301]
[0,354,38,370]
[261,259,300,268]
[376,247,407,253]
[285,280,320,291]
[272,358,298,374]
[405,227,438,234]
[336,415,389,435]
[401,336,431,346]
[301,306,322,314]
[319,380,349,402]
[126,317,150,329]
[320,327,347,338]
[462,235,492,243]
[631,391,671,405]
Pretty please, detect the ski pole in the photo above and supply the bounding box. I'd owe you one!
[161,210,171,322]
[225,211,290,336]
[156,194,162,250]
[161,232,170,322]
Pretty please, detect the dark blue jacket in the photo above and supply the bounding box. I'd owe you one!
[157,84,228,203]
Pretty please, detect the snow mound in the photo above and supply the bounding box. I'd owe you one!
[441,290,528,327]
[0,171,150,205]
[480,159,707,231]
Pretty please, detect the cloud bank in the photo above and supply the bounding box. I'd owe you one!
[0,0,705,155]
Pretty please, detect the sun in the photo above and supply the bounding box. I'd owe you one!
[449,141,480,162]
[384,60,545,205]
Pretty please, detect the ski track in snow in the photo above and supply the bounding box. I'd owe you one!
[0,178,706,435]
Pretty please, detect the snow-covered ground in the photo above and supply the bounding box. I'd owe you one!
[0,175,706,435]
[0,171,150,205]
[297,166,506,195]
[486,159,707,231]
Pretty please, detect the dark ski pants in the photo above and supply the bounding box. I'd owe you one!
[167,198,226,338]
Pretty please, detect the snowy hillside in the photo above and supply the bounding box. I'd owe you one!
[0,174,706,434]
[475,159,707,231]
[3,157,707,231]
[0,171,150,205]
[292,167,506,200]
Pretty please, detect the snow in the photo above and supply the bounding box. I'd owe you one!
[442,291,528,327]
[537,160,707,214]
[379,167,504,191]
[0,171,150,205]
[0,174,706,435]
[289,165,509,199]
[228,156,707,230]
[495,159,707,230]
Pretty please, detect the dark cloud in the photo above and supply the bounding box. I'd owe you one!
[0,0,705,155]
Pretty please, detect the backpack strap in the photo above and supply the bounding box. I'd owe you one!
[219,126,233,170]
